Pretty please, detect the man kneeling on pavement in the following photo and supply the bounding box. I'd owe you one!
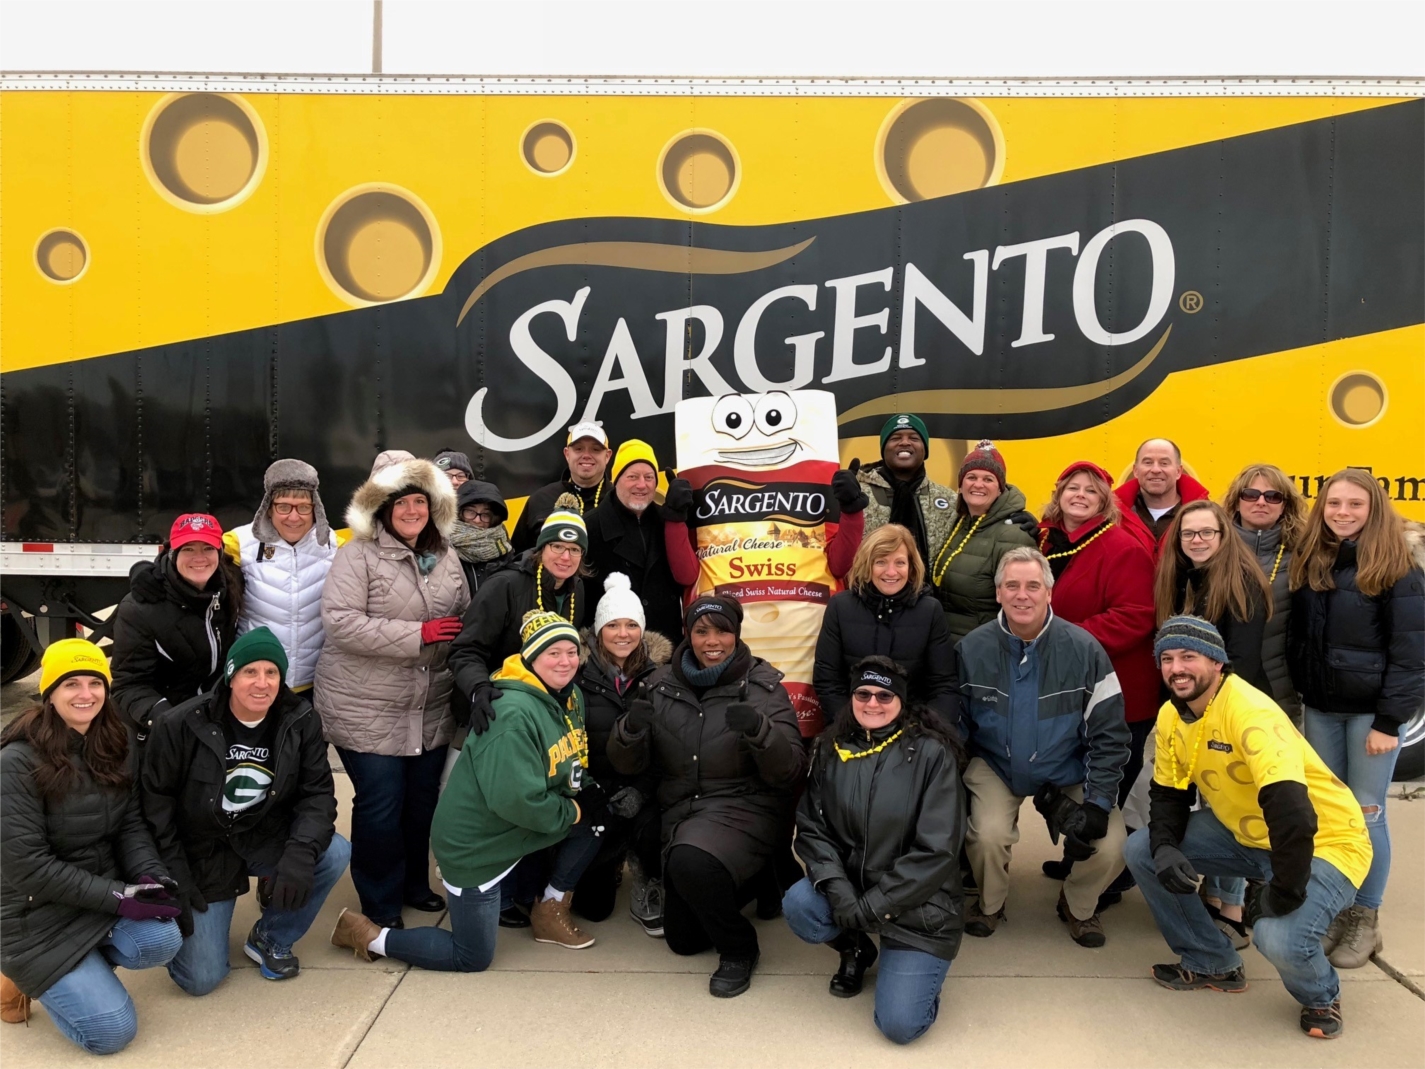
[955,546,1131,947]
[1125,615,1372,1040]
[141,627,349,990]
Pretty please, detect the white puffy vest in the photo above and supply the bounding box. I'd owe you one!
[228,522,339,688]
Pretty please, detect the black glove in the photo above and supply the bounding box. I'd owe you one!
[468,685,499,735]
[1153,845,1201,895]
[270,842,318,913]
[725,701,762,736]
[607,785,646,820]
[663,477,695,521]
[1010,509,1041,540]
[1244,880,1304,925]
[830,459,869,514]
[624,696,655,735]
[1062,801,1110,861]
[576,782,610,834]
[177,887,207,940]
[835,896,877,932]
[1032,783,1081,845]
[821,878,868,930]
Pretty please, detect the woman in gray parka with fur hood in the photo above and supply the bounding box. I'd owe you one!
[315,451,470,927]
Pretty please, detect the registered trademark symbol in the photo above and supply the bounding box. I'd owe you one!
[1179,290,1204,313]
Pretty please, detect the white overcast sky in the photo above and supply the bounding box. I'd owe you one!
[1,0,1421,78]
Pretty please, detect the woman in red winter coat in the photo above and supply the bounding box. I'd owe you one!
[1037,462,1157,891]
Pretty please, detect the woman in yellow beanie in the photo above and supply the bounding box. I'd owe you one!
[1,639,182,1053]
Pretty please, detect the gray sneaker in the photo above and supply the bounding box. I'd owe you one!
[629,875,665,938]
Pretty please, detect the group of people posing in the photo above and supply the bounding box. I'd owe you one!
[2,416,1421,1052]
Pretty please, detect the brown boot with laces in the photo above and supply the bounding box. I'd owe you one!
[531,891,595,949]
[1,975,31,1024]
[330,907,383,962]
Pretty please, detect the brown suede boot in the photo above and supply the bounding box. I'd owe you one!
[330,908,383,962]
[531,891,595,949]
[1,975,31,1024]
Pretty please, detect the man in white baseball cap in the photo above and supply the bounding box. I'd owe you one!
[512,422,613,551]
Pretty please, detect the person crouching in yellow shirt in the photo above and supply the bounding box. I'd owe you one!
[1122,615,1371,1042]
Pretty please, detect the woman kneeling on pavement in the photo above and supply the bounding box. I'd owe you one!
[1,640,182,1055]
[573,573,670,936]
[332,612,607,966]
[784,657,966,1045]
[609,594,806,998]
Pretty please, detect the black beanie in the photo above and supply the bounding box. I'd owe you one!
[684,594,743,637]
[850,657,909,704]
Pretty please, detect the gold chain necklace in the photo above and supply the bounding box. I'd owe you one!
[834,728,903,763]
[932,515,985,585]
[534,562,576,623]
[1039,521,1115,560]
[1267,542,1285,583]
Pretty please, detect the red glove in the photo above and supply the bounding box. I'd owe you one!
[421,616,463,645]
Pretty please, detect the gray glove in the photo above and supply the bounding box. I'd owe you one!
[607,786,646,820]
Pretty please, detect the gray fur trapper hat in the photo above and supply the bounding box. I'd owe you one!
[252,458,331,546]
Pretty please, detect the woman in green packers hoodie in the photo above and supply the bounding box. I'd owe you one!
[330,612,607,968]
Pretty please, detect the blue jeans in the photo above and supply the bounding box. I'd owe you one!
[782,878,951,1045]
[1202,876,1246,908]
[1124,815,1357,1007]
[1303,707,1397,909]
[167,835,351,995]
[37,918,183,1055]
[337,746,447,922]
[383,882,501,972]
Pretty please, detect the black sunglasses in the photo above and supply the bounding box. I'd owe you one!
[1239,488,1286,504]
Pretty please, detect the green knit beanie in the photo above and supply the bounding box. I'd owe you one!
[225,626,289,684]
[880,413,930,453]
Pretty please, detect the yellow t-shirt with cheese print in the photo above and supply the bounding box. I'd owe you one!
[1152,673,1372,888]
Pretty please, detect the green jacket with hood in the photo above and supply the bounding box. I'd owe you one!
[430,653,585,888]
[931,484,1037,643]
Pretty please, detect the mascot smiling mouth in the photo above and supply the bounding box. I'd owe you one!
[717,441,803,467]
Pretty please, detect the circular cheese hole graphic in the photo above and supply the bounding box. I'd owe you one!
[1329,372,1387,428]
[658,131,740,213]
[35,229,89,283]
[522,121,575,176]
[143,93,266,212]
[317,185,442,307]
[876,99,1004,203]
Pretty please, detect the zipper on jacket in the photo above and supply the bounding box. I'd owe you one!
[205,594,221,675]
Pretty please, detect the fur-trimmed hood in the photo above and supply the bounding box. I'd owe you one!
[1406,521,1425,572]
[345,453,458,542]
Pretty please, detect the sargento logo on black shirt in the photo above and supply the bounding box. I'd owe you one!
[696,479,827,525]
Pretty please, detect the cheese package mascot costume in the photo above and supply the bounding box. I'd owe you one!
[662,390,867,735]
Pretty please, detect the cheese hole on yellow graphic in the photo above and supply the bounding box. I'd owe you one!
[659,131,739,213]
[1329,372,1387,428]
[876,99,1004,203]
[143,93,266,211]
[522,121,575,176]
[35,229,88,283]
[316,186,442,307]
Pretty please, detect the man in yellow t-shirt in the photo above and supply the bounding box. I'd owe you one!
[1123,615,1371,1042]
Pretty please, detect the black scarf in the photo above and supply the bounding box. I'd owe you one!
[883,464,929,564]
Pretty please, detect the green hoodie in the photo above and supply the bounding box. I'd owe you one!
[430,654,585,889]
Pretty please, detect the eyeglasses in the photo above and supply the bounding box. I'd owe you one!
[1180,528,1222,543]
[273,503,314,517]
[463,508,497,522]
[543,544,583,559]
[852,688,898,705]
[1238,488,1286,504]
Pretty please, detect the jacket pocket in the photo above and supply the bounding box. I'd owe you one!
[1325,647,1385,702]
[912,899,958,935]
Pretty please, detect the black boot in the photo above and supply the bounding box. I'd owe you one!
[827,931,878,998]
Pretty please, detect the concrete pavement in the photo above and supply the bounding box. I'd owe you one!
[3,763,1421,1069]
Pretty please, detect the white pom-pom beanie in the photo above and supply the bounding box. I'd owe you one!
[594,572,645,633]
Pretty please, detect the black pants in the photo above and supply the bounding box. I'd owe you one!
[573,804,663,923]
[663,845,759,961]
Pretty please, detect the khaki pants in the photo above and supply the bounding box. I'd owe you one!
[964,756,1127,921]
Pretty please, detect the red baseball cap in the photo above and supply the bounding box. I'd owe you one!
[169,513,224,550]
[1056,461,1115,487]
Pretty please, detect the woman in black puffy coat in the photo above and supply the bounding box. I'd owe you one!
[784,656,966,1045]
[1288,468,1425,969]
[813,524,957,728]
[0,640,181,1054]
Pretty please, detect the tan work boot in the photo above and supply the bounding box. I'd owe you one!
[964,898,1006,938]
[1056,890,1107,947]
[531,891,595,949]
[331,907,383,962]
[1321,907,1351,956]
[1327,905,1381,969]
[1,975,31,1024]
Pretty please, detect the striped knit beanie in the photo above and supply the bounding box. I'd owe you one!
[520,610,581,663]
[536,492,589,552]
[1154,615,1228,663]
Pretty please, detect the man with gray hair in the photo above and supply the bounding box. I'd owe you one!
[954,546,1132,947]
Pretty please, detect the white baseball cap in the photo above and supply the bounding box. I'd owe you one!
[566,421,609,447]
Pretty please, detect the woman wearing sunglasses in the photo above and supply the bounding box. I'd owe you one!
[783,656,966,1045]
[1221,464,1308,724]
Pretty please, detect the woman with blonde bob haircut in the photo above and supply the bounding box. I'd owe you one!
[1221,464,1308,721]
[814,524,958,729]
[1288,468,1424,970]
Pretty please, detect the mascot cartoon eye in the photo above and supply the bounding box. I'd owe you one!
[754,392,797,436]
[712,394,755,439]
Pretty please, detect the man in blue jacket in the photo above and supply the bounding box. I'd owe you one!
[955,547,1131,947]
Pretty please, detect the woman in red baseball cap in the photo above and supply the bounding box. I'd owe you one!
[1036,462,1157,898]
[110,513,243,745]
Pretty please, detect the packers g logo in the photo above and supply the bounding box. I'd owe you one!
[223,762,274,813]
[559,529,578,541]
